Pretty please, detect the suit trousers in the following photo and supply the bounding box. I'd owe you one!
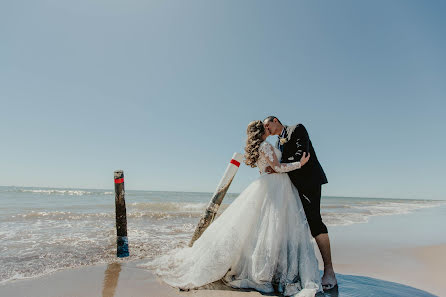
[296,184,328,237]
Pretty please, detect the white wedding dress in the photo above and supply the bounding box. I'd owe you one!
[145,141,322,297]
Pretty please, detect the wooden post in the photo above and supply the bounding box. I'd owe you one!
[189,152,243,247]
[114,170,129,257]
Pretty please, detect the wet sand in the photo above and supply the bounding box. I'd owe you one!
[0,248,441,297]
[321,203,446,296]
[1,205,444,296]
[0,262,263,297]
[329,244,445,296]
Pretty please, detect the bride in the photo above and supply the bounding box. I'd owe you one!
[147,120,322,297]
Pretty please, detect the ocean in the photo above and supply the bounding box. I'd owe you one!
[0,185,443,285]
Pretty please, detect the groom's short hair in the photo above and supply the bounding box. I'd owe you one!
[264,116,281,124]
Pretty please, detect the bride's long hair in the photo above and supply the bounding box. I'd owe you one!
[244,120,265,168]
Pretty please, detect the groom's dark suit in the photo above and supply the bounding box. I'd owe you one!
[276,124,328,237]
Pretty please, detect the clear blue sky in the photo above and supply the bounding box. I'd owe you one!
[1,1,445,199]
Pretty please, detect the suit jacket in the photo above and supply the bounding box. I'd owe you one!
[276,124,328,189]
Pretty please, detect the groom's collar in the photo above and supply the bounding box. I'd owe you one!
[279,126,286,137]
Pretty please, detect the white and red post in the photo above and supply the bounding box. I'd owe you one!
[189,152,243,246]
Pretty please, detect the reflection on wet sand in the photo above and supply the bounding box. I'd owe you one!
[102,263,121,297]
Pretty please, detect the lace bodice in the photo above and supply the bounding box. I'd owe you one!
[256,141,302,174]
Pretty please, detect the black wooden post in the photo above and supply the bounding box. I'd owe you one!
[114,170,129,257]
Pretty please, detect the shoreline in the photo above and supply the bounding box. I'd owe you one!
[2,205,445,296]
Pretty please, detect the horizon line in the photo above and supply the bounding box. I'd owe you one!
[1,184,444,201]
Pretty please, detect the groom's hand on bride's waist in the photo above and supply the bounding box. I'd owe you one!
[265,166,277,174]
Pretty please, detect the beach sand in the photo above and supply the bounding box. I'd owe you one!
[1,244,443,297]
[321,203,446,296]
[1,205,445,297]
[0,261,264,297]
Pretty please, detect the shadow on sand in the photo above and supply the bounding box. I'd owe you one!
[193,273,436,297]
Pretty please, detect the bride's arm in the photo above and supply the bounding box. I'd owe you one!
[259,143,309,173]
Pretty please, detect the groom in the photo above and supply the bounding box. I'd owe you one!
[263,116,337,290]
